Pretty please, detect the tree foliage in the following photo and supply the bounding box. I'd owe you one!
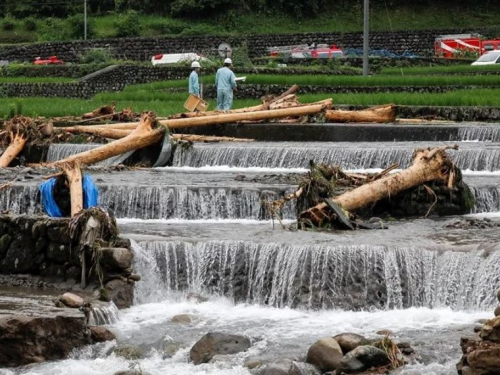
[0,0,497,19]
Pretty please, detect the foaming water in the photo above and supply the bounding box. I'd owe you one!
[156,165,308,173]
[12,297,488,375]
[118,218,295,225]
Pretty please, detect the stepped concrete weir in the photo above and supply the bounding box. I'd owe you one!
[0,120,500,374]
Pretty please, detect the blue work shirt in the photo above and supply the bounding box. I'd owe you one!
[215,67,236,91]
[189,70,200,96]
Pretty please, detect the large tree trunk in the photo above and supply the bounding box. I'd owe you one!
[325,104,396,123]
[299,145,458,226]
[162,103,327,129]
[61,162,83,217]
[0,133,27,167]
[50,112,165,167]
[169,85,301,119]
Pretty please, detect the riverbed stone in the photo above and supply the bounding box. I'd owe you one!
[306,337,343,372]
[467,347,500,374]
[497,289,500,303]
[114,345,144,360]
[171,314,196,324]
[89,326,116,342]
[495,306,500,317]
[333,333,370,354]
[190,332,251,365]
[480,316,500,342]
[0,314,92,367]
[337,345,390,374]
[256,359,321,375]
[105,279,134,309]
[100,248,133,270]
[59,292,84,308]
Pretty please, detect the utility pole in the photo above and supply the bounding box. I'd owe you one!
[363,0,369,76]
[84,0,87,40]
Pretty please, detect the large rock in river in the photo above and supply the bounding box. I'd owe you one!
[333,332,370,354]
[338,345,390,374]
[306,337,343,372]
[59,292,84,308]
[0,314,92,367]
[467,346,500,374]
[480,316,500,343]
[190,332,251,365]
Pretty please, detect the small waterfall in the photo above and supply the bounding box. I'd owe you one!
[173,143,500,171]
[88,302,120,326]
[132,240,500,311]
[458,127,500,142]
[0,185,40,215]
[1,183,498,217]
[46,144,134,167]
[471,185,500,213]
[98,185,295,220]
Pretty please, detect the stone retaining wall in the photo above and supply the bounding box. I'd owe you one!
[0,82,124,99]
[0,214,137,308]
[0,28,494,63]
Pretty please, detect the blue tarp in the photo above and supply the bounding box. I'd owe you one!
[40,174,99,218]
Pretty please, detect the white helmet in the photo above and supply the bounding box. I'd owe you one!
[224,58,232,64]
[191,61,201,68]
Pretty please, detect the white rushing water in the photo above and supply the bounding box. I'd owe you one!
[5,297,490,375]
[131,240,500,311]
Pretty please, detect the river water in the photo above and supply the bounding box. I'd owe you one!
[2,130,500,375]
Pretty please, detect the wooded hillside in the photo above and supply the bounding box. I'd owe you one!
[0,0,497,19]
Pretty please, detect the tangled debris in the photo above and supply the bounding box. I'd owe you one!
[269,146,474,231]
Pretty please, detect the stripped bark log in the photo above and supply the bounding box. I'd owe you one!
[0,133,27,167]
[50,112,165,167]
[325,104,396,123]
[82,105,115,119]
[299,145,458,226]
[95,104,328,131]
[171,134,254,142]
[61,162,83,217]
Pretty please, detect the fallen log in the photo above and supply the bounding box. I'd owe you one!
[299,145,458,226]
[82,105,115,119]
[62,126,254,142]
[61,162,83,217]
[171,134,254,142]
[325,104,396,123]
[97,104,327,132]
[49,112,165,167]
[0,132,27,167]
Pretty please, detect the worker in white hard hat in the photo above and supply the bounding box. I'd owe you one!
[215,57,237,111]
[189,60,201,97]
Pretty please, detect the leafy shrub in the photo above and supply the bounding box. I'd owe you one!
[114,10,141,38]
[79,49,113,64]
[180,24,219,36]
[24,17,37,32]
[67,14,96,40]
[2,17,15,31]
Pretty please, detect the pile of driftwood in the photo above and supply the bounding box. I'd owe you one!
[268,145,470,230]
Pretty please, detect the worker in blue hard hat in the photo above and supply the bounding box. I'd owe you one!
[189,60,201,97]
[215,58,237,111]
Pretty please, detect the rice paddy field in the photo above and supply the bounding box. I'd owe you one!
[1,62,500,118]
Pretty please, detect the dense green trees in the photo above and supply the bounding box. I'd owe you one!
[0,0,496,19]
